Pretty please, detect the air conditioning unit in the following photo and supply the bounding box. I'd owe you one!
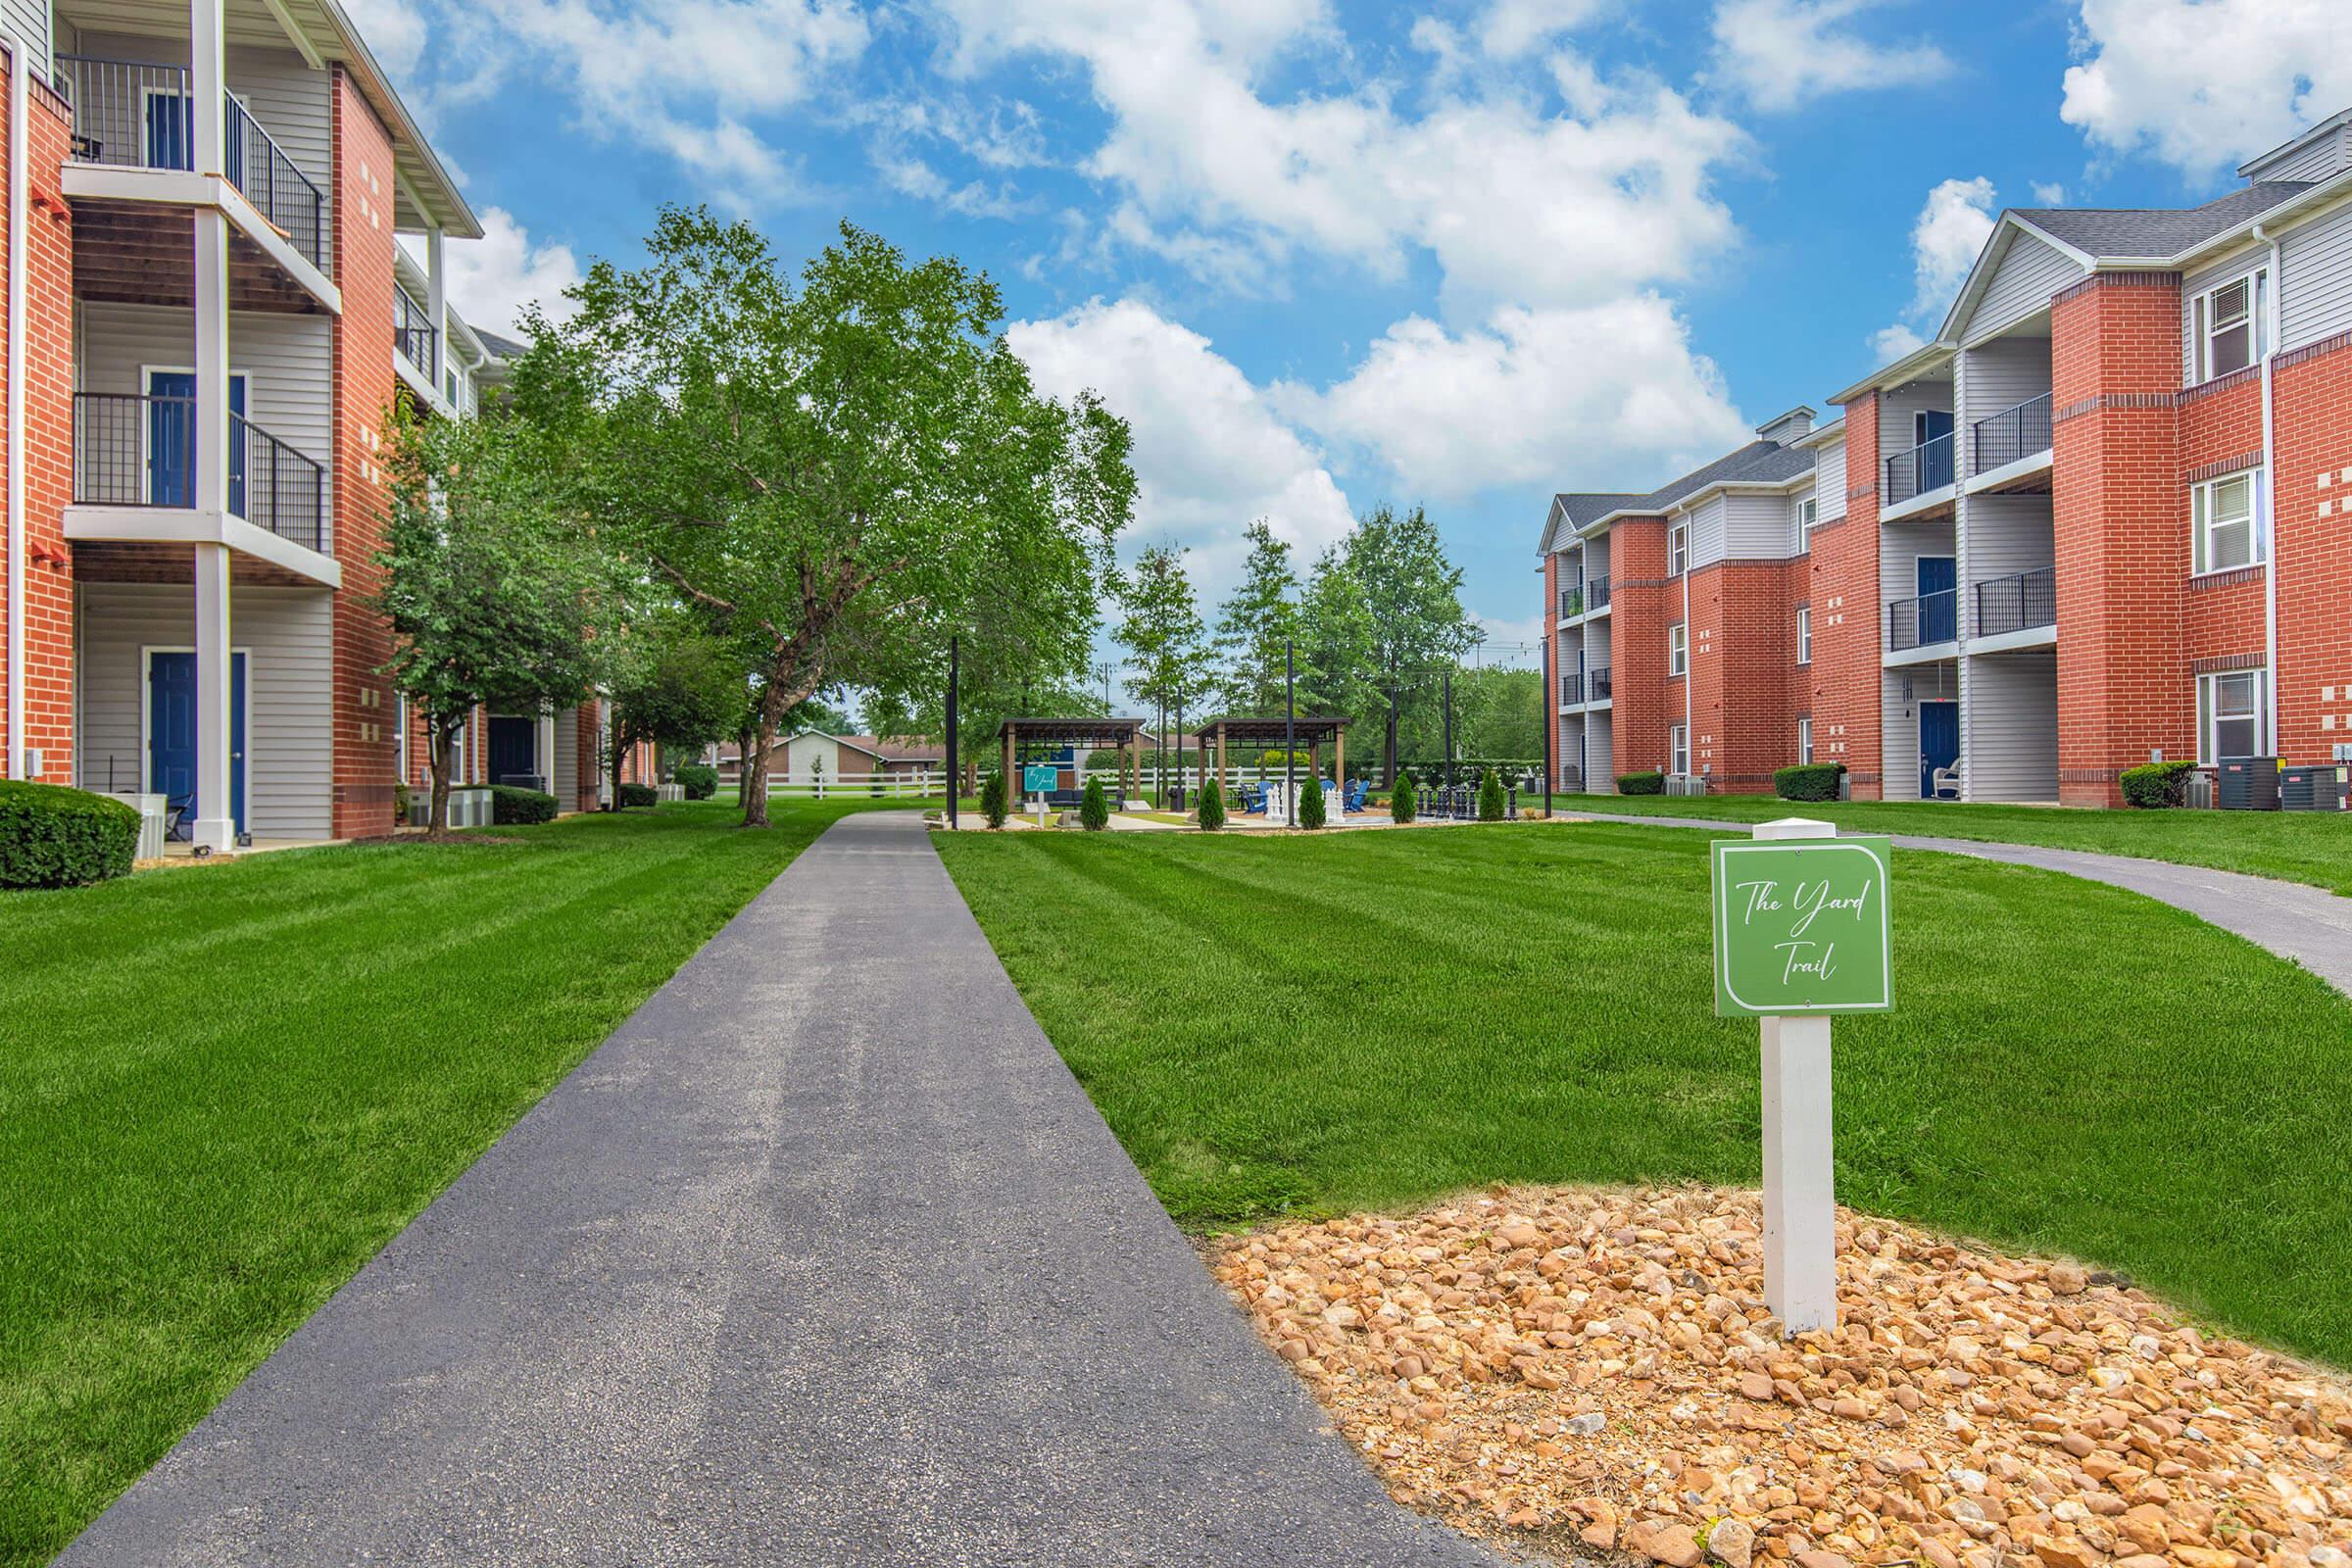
[2279,765,2347,811]
[2216,757,2279,810]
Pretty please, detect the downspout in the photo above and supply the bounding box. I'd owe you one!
[1681,517,1692,777]
[2254,222,2282,755]
[4,31,25,780]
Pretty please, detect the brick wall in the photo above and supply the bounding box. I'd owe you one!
[1605,517,1670,777]
[1690,557,1805,791]
[2275,333,2352,763]
[1812,403,1883,796]
[0,72,74,784]
[328,70,401,836]
[2050,272,2189,804]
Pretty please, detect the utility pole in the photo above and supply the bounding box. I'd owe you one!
[1285,639,1297,825]
[946,634,959,829]
[1444,665,1454,791]
[1174,685,1185,810]
[1096,662,1112,713]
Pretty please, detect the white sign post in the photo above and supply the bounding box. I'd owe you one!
[1753,816,1838,1335]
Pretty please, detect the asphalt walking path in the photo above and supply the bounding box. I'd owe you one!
[60,810,1493,1567]
[1568,808,2352,996]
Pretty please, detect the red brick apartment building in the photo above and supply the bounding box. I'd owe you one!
[1544,111,2352,806]
[0,0,625,851]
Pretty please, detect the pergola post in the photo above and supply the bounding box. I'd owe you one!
[1003,727,1015,800]
[1335,727,1345,797]
[1214,726,1226,794]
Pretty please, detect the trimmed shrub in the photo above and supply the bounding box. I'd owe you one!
[675,764,718,801]
[980,771,1009,828]
[489,786,558,825]
[1298,776,1327,829]
[1773,761,1845,803]
[1390,779,1418,823]
[0,781,141,889]
[1198,779,1226,831]
[1477,766,1506,821]
[617,781,658,809]
[2121,759,2196,809]
[1080,775,1110,830]
[1617,769,1665,796]
[394,782,411,824]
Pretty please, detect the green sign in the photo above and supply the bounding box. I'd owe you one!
[1023,763,1058,794]
[1710,836,1893,1017]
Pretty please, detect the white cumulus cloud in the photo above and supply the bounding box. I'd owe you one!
[1869,175,1996,360]
[1707,0,1951,112]
[405,207,583,339]
[2061,0,2352,180]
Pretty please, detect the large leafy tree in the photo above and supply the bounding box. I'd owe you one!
[1113,541,1208,786]
[517,210,1133,826]
[1209,518,1298,716]
[1345,503,1475,784]
[605,619,745,799]
[372,408,607,835]
[1294,545,1375,739]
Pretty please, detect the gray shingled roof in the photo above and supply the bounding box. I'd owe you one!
[1551,439,1813,531]
[475,328,530,361]
[2014,182,2312,259]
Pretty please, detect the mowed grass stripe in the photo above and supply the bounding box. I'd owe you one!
[0,799,914,1568]
[938,821,2352,1368]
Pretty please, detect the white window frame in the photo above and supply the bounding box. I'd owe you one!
[1796,717,1814,765]
[1796,495,1819,532]
[2197,669,2270,765]
[1668,620,1688,676]
[1669,724,1690,777]
[2191,467,2266,576]
[1668,521,1690,577]
[1795,605,1812,665]
[2191,269,2268,384]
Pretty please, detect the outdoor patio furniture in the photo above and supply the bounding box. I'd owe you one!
[1933,764,1962,800]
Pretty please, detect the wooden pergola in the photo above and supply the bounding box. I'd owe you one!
[1193,716,1350,796]
[998,716,1147,801]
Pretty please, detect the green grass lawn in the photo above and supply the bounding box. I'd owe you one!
[0,798,923,1568]
[1554,791,2352,894]
[938,819,2352,1369]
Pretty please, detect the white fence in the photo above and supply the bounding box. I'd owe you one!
[750,769,948,800]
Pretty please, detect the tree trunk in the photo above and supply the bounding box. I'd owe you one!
[1385,686,1399,787]
[428,719,456,839]
[741,733,769,826]
[746,660,821,829]
[609,709,627,808]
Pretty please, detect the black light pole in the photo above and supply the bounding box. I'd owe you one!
[1443,665,1454,792]
[1284,639,1297,824]
[946,634,959,829]
[1174,686,1185,810]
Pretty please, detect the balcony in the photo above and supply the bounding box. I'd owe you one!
[1886,588,1958,654]
[1588,573,1611,611]
[1557,585,1582,620]
[60,56,326,272]
[1589,666,1612,702]
[1973,566,2056,642]
[1970,393,2054,493]
[1559,671,1581,706]
[1884,432,1956,511]
[74,391,327,553]
[395,283,440,381]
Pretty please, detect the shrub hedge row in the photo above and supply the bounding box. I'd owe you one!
[616,782,658,809]
[0,781,141,889]
[2121,759,2196,809]
[1773,761,1845,802]
[1616,770,1664,796]
[674,764,718,801]
[489,786,558,825]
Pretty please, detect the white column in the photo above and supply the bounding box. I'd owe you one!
[1753,814,1838,1334]
[539,710,556,792]
[424,223,446,388]
[189,544,236,850]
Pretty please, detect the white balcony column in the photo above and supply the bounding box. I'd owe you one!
[190,544,236,851]
[539,710,556,792]
[424,222,446,385]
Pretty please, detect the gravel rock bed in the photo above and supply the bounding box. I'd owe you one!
[1209,1185,2352,1568]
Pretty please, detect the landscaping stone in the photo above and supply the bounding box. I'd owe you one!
[1210,1184,2352,1564]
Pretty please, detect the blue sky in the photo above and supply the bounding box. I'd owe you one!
[360,0,2352,671]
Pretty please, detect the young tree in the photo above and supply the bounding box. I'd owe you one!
[1197,778,1225,830]
[1478,764,1506,821]
[1345,504,1474,785]
[1210,519,1298,715]
[517,210,1133,828]
[372,409,607,836]
[1079,774,1110,830]
[605,622,744,803]
[1113,541,1207,796]
[980,770,1008,828]
[1298,775,1327,830]
[1294,546,1376,729]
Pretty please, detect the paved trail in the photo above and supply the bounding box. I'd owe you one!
[61,810,1492,1567]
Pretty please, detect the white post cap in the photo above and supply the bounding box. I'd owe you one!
[1754,816,1837,841]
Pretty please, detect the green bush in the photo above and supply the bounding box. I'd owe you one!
[1198,779,1226,831]
[1298,776,1326,829]
[1080,775,1110,830]
[2121,759,2197,809]
[616,781,658,809]
[0,781,141,889]
[674,764,718,801]
[1477,766,1506,821]
[489,786,558,825]
[1390,779,1418,823]
[1773,761,1845,803]
[980,771,1009,828]
[1617,770,1665,796]
[394,782,411,823]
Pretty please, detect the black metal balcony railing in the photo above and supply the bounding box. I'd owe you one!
[1887,588,1959,652]
[395,284,440,380]
[60,58,326,270]
[74,392,326,553]
[1589,573,1611,610]
[1559,671,1581,706]
[1974,565,2056,638]
[1884,431,1956,506]
[1590,666,1612,701]
[1972,392,2053,473]
[1557,585,1582,619]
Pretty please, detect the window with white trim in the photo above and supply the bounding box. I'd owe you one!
[2192,270,2268,383]
[1796,717,1814,765]
[2192,467,2266,574]
[1668,521,1690,576]
[1795,606,1812,665]
[2197,669,2270,764]
[1668,621,1688,676]
[1669,724,1690,776]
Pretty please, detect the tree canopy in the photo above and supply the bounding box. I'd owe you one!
[1209,519,1299,716]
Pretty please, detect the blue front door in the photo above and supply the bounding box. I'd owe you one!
[147,371,244,513]
[144,90,192,171]
[1917,555,1956,644]
[1919,700,1958,799]
[150,651,247,834]
[1916,410,1955,491]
